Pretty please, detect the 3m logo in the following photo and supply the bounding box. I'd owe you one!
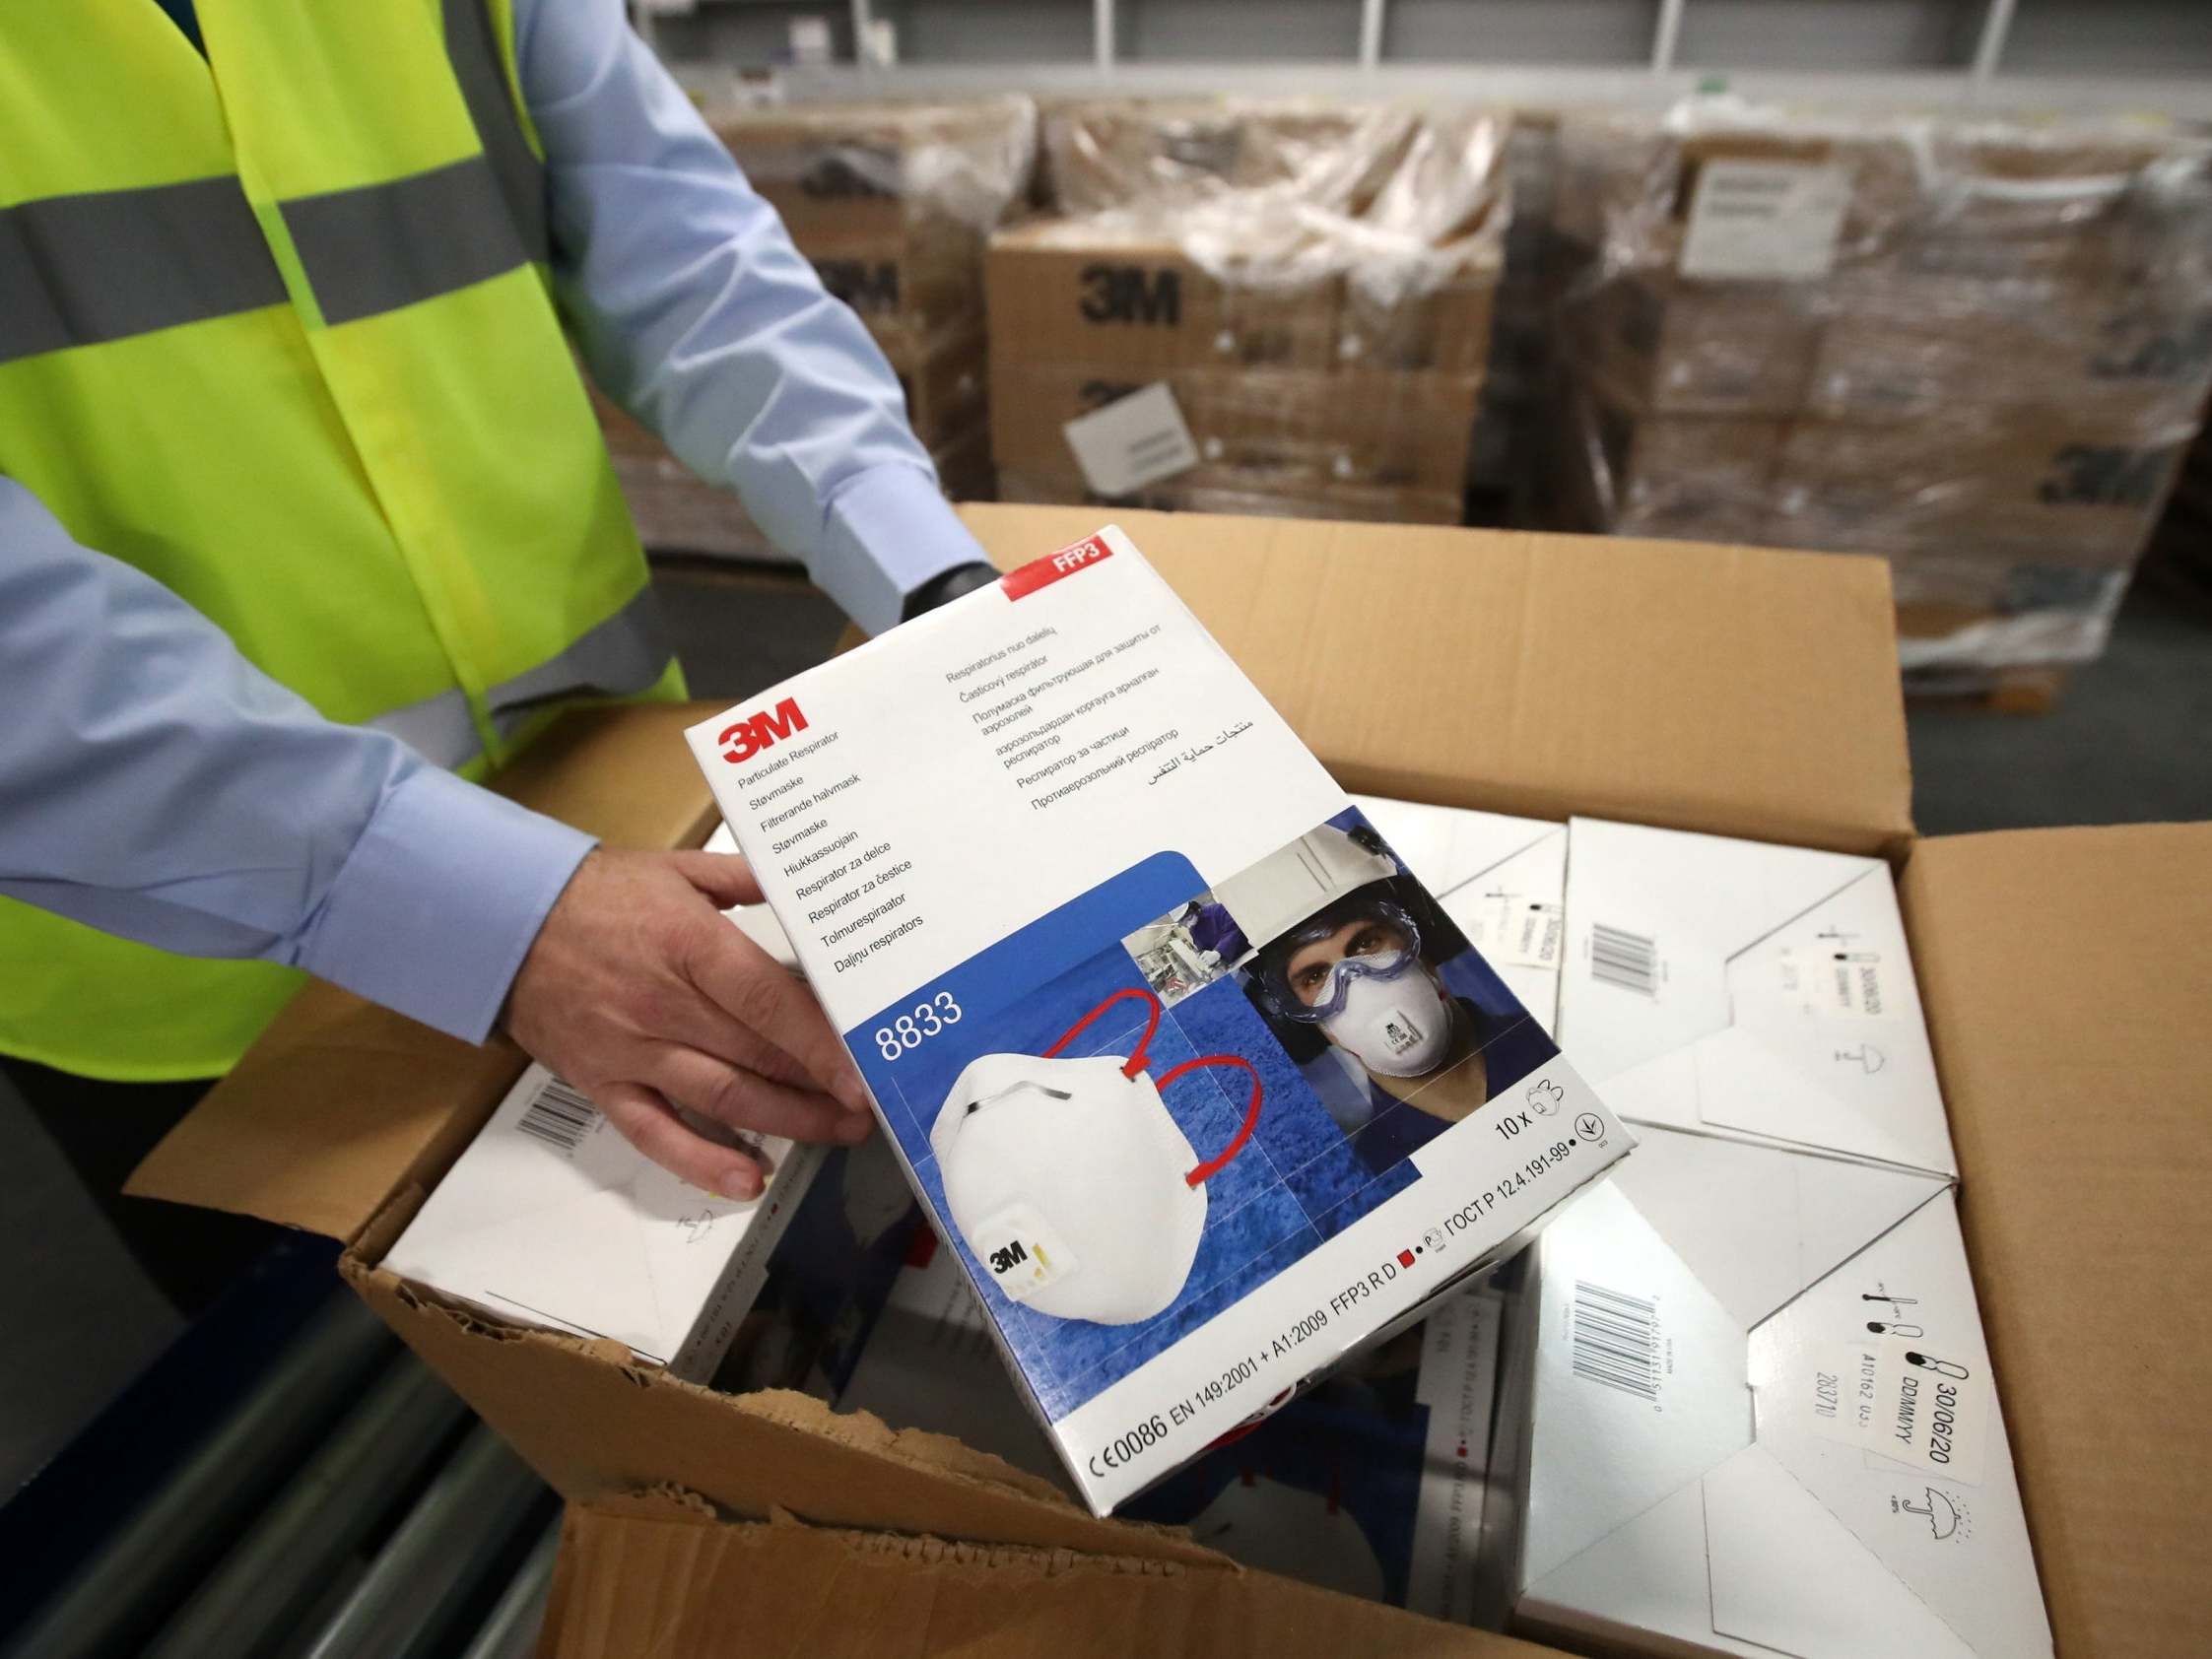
[1080,264,1180,326]
[718,697,809,763]
[2039,444,2170,508]
[2091,312,2212,381]
[816,257,901,313]
[987,1238,1030,1276]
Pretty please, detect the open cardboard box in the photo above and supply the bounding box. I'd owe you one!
[129,504,2209,1658]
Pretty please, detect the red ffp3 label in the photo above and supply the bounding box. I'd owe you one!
[1000,535,1112,600]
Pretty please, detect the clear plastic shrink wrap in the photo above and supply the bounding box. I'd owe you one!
[1549,98,2212,676]
[597,97,1036,556]
[989,99,1513,526]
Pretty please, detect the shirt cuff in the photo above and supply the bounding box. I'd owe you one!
[298,766,597,1043]
[816,465,991,637]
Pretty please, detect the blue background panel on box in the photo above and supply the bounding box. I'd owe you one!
[1123,1361,1431,1606]
[850,818,1560,1424]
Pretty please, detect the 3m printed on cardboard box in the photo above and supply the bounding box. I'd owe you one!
[686,525,1629,1511]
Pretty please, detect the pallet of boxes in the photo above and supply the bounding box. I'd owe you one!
[1547,102,2212,704]
[987,99,1510,526]
[592,98,1034,559]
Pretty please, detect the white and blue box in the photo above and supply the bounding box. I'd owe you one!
[688,523,1629,1513]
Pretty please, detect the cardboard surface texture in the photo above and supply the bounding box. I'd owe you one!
[121,503,2212,1657]
[1902,826,2212,1658]
[957,506,1910,856]
[541,1503,1555,1659]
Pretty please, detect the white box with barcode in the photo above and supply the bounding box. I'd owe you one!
[383,1062,824,1381]
[1559,817,1954,1178]
[1503,1132,2049,1658]
[1494,816,2049,1657]
[686,523,1629,1513]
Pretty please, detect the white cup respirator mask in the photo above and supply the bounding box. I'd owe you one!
[1255,902,1455,1079]
[931,987,1262,1326]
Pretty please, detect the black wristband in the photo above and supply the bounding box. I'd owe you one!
[901,560,999,621]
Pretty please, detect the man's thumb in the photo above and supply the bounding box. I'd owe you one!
[673,850,765,910]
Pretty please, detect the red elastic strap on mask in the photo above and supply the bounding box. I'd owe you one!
[1162,1053,1262,1186]
[1044,985,1163,1078]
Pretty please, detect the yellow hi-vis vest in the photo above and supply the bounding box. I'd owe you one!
[0,0,683,1081]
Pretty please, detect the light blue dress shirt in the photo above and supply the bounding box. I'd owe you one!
[0,0,983,1050]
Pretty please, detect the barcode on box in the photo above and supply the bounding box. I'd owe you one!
[1590,923,1659,997]
[1571,1280,1661,1402]
[517,1074,599,1156]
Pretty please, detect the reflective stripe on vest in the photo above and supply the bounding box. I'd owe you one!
[369,582,674,768]
[0,0,546,365]
[0,0,679,1081]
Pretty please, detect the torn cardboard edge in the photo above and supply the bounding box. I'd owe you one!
[543,1494,1550,1659]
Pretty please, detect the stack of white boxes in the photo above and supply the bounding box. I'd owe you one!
[1489,820,2050,1659]
[382,790,2051,1654]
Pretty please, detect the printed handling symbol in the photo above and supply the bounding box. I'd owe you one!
[1899,1486,1972,1542]
[1835,1041,1887,1075]
[1573,1113,1603,1143]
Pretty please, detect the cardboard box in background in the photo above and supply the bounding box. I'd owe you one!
[1555,387,1786,545]
[994,465,1466,528]
[122,505,2212,1659]
[801,223,984,359]
[989,365,1483,497]
[1339,259,1502,375]
[1544,103,2212,678]
[1767,410,2191,570]
[1563,273,1822,418]
[985,220,1345,374]
[1804,269,2212,429]
[594,373,992,561]
[707,97,1037,249]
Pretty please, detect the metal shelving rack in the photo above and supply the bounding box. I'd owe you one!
[637,0,2212,116]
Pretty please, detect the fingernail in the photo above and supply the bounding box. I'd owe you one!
[838,1075,871,1114]
[837,1112,872,1144]
[724,1167,764,1200]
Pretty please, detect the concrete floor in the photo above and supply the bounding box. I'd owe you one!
[4,556,2208,1497]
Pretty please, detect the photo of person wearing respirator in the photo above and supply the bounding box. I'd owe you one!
[1212,819,1557,1175]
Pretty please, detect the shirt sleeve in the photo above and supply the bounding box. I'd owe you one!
[0,477,596,1043]
[518,0,987,636]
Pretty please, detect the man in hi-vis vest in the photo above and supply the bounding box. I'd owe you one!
[0,1,997,1307]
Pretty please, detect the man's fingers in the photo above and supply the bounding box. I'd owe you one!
[594,1081,766,1199]
[685,926,870,1113]
[672,850,765,910]
[652,1046,869,1149]
[663,994,819,1090]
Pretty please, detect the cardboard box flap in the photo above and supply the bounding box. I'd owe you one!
[351,1256,1221,1560]
[125,703,725,1241]
[1901,823,2212,1658]
[542,1501,1556,1659]
[957,505,1913,854]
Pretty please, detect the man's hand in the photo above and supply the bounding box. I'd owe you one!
[504,848,871,1197]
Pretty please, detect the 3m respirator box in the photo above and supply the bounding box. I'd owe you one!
[687,524,1629,1513]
